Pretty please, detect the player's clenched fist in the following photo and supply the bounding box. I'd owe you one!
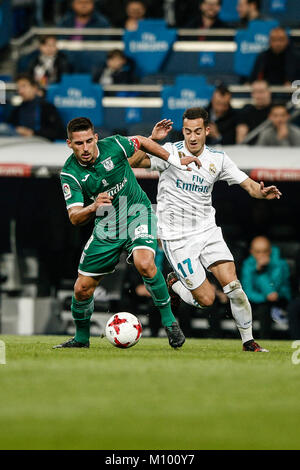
[93,192,113,209]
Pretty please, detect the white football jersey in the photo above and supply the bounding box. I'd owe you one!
[149,141,248,240]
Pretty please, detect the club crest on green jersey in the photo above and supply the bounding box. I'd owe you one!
[101,157,114,171]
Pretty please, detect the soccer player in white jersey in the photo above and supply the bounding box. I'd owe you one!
[129,108,282,352]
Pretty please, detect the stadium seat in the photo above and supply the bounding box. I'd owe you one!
[272,241,300,259]
[47,74,103,127]
[161,75,215,130]
[62,50,107,75]
[219,0,239,23]
[0,0,12,49]
[262,0,300,26]
[267,224,297,241]
[124,19,177,77]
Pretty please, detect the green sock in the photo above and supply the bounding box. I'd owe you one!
[142,269,176,327]
[74,318,90,344]
[71,295,94,344]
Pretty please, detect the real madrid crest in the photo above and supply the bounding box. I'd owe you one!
[101,157,114,171]
[178,151,186,159]
[185,279,193,288]
[209,163,217,175]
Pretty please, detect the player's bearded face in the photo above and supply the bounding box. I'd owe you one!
[67,129,99,165]
[182,118,209,156]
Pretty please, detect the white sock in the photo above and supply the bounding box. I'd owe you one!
[172,281,202,308]
[223,280,253,344]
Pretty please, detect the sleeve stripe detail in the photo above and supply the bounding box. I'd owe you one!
[66,202,84,209]
[61,172,82,190]
[115,138,127,158]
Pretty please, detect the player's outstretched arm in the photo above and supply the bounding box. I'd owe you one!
[240,178,282,200]
[134,135,201,171]
[128,151,151,168]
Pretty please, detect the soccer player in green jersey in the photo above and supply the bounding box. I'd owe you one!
[53,117,200,349]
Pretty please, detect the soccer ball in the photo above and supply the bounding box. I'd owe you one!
[105,312,142,348]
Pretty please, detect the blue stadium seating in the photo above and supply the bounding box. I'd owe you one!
[162,75,215,130]
[47,74,103,126]
[262,0,300,26]
[0,0,12,49]
[124,19,177,77]
[219,0,239,23]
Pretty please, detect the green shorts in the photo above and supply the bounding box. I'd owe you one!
[78,210,158,277]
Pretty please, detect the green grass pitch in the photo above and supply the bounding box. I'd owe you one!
[0,335,299,450]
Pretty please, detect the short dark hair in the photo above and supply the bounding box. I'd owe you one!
[107,49,126,60]
[15,73,37,87]
[126,0,146,6]
[201,0,222,5]
[269,102,288,113]
[215,84,231,96]
[248,0,261,11]
[67,117,94,139]
[38,35,56,45]
[182,107,209,127]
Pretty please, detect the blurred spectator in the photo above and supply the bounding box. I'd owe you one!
[236,80,272,144]
[241,236,291,339]
[92,49,136,85]
[7,74,65,141]
[184,0,226,29]
[205,85,238,145]
[100,0,166,26]
[58,0,110,39]
[250,27,298,86]
[236,0,263,27]
[27,35,72,88]
[256,103,300,147]
[124,0,146,31]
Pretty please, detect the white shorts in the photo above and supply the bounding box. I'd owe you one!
[161,226,234,290]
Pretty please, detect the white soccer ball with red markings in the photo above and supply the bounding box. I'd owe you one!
[105,312,142,348]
